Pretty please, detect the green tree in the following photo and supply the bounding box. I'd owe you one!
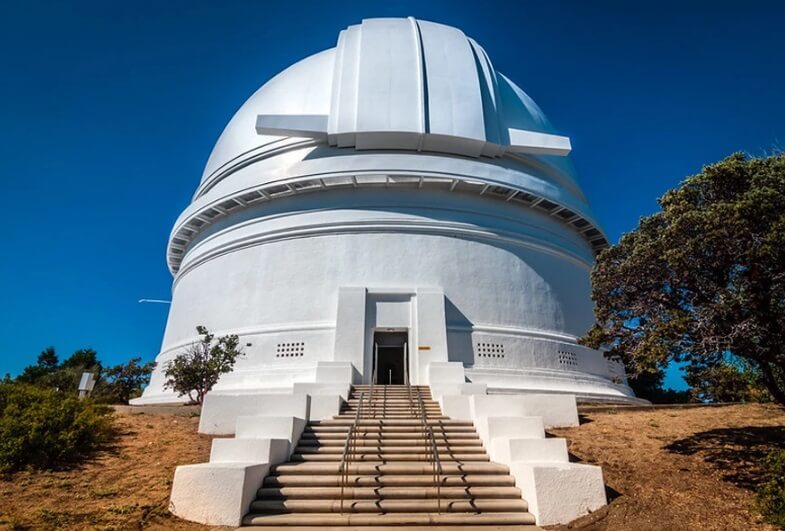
[685,358,770,403]
[626,367,692,404]
[163,326,243,404]
[53,348,103,393]
[17,347,60,385]
[37,347,59,370]
[94,357,155,403]
[17,347,103,393]
[581,153,785,405]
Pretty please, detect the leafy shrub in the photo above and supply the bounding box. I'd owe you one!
[0,382,113,472]
[164,326,243,404]
[758,448,785,528]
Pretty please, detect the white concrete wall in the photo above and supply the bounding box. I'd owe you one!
[137,188,635,403]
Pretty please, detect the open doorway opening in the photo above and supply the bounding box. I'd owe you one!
[373,331,408,385]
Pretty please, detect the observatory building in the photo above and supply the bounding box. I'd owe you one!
[135,16,635,405]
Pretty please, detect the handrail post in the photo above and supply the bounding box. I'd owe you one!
[370,343,377,418]
[339,390,364,514]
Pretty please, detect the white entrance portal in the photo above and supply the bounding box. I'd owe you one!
[332,286,450,385]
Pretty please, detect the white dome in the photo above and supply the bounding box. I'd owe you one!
[166,18,608,275]
[135,17,634,407]
[202,18,565,185]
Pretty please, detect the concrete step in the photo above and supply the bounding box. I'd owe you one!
[346,402,439,407]
[350,392,432,396]
[345,402,440,405]
[341,407,442,417]
[341,412,442,415]
[296,439,483,447]
[311,419,473,427]
[332,415,450,420]
[343,404,441,408]
[305,425,476,433]
[249,498,528,514]
[263,474,516,488]
[240,525,538,530]
[302,428,480,443]
[257,486,522,500]
[294,445,486,454]
[290,453,489,462]
[271,462,509,475]
[242,512,536,526]
[243,385,534,528]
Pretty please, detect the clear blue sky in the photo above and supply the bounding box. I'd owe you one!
[2,1,784,390]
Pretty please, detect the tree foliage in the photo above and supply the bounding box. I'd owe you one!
[15,348,154,403]
[94,357,156,404]
[581,153,785,405]
[685,358,770,403]
[163,326,243,404]
[757,448,785,527]
[0,382,113,471]
[626,368,692,404]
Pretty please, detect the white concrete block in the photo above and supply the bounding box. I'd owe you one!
[430,382,487,400]
[314,361,355,382]
[293,382,351,400]
[439,395,472,420]
[491,437,568,464]
[210,437,290,465]
[470,395,529,419]
[235,415,307,447]
[169,462,269,526]
[306,393,344,420]
[519,394,579,428]
[469,394,579,429]
[474,416,545,444]
[427,361,466,383]
[511,462,606,526]
[199,393,310,435]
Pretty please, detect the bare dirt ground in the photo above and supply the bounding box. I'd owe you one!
[1,403,783,530]
[0,410,216,531]
[550,403,785,531]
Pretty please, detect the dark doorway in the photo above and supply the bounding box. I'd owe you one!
[373,331,408,385]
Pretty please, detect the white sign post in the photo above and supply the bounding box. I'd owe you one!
[78,372,96,399]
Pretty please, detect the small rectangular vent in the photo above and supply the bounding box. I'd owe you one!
[276,342,305,358]
[476,342,505,358]
[556,208,577,220]
[558,350,578,367]
[536,199,559,211]
[292,180,320,190]
[488,186,509,197]
[572,218,590,229]
[241,191,263,203]
[512,191,537,204]
[265,185,290,196]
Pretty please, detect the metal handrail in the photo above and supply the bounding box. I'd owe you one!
[417,389,443,513]
[339,391,365,513]
[369,344,378,418]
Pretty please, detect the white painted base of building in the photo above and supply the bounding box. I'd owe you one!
[169,361,608,527]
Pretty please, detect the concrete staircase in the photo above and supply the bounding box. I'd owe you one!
[242,385,538,528]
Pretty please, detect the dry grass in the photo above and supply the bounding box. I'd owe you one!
[550,403,785,530]
[1,403,783,530]
[0,411,216,530]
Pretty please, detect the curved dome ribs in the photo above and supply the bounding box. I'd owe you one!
[167,17,611,275]
[255,17,572,159]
